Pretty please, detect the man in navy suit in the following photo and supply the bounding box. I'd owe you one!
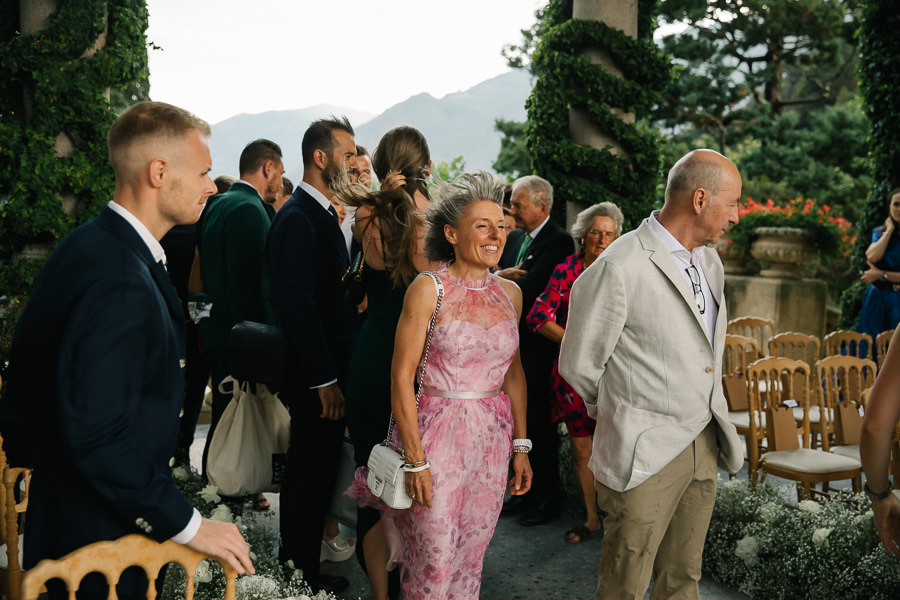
[0,102,254,599]
[267,116,358,594]
[496,175,575,525]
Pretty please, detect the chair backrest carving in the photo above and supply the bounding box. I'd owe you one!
[727,316,776,352]
[724,334,760,377]
[814,355,877,449]
[769,332,821,368]
[20,534,237,600]
[823,330,873,361]
[876,328,894,371]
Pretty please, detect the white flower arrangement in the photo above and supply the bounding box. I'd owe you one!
[704,480,900,600]
[164,465,338,600]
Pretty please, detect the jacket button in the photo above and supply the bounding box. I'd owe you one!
[169,457,176,467]
[705,366,714,373]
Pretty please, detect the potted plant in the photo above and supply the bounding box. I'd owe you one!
[724,198,855,279]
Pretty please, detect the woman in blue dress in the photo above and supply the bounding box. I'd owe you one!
[858,188,900,356]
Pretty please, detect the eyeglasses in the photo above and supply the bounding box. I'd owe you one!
[685,264,706,315]
[586,230,617,240]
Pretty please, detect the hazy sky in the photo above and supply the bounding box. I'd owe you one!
[146,0,545,124]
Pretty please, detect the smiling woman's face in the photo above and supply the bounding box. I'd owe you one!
[445,200,507,270]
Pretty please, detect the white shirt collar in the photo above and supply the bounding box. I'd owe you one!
[298,180,331,212]
[527,214,551,240]
[648,210,705,266]
[107,201,166,264]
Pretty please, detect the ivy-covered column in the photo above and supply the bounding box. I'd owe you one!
[839,0,900,327]
[525,0,669,228]
[0,0,150,374]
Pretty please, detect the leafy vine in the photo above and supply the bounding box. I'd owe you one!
[0,1,150,374]
[524,0,670,228]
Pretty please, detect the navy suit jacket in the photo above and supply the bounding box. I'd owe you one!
[0,207,194,567]
[500,220,575,318]
[266,187,357,398]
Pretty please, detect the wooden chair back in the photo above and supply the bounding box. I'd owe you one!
[724,334,760,376]
[876,328,894,371]
[745,357,811,483]
[727,316,776,352]
[823,330,873,360]
[768,332,821,367]
[814,355,877,450]
[20,534,237,600]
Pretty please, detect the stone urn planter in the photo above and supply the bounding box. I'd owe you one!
[716,237,755,275]
[749,226,816,279]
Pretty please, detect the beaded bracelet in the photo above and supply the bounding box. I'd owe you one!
[403,462,431,472]
[513,446,530,454]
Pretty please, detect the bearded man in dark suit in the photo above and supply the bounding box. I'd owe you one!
[496,175,575,525]
[266,116,358,595]
[0,101,253,600]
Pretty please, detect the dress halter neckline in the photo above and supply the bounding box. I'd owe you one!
[439,263,491,290]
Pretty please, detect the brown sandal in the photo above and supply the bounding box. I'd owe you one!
[565,524,602,544]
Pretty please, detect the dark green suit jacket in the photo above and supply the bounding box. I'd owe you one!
[197,181,272,373]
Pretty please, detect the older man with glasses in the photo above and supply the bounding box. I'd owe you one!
[559,149,745,600]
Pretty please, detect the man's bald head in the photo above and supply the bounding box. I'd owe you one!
[108,101,211,183]
[664,149,737,208]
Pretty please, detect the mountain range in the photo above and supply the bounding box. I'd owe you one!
[208,69,533,184]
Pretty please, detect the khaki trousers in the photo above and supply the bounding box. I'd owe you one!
[594,422,718,600]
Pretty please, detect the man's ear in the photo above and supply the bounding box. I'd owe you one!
[693,187,709,214]
[313,149,328,171]
[148,158,166,189]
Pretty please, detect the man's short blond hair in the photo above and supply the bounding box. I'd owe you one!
[108,101,210,179]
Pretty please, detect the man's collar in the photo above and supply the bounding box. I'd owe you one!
[648,210,704,263]
[299,180,331,212]
[527,214,551,239]
[108,201,166,264]
[234,179,264,201]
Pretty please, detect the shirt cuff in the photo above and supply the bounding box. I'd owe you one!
[170,508,202,544]
[310,378,338,390]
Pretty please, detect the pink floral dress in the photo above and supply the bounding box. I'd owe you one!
[348,264,518,599]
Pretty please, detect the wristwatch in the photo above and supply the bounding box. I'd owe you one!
[864,481,893,501]
[882,272,889,281]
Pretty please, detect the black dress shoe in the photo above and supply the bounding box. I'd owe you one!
[309,574,349,594]
[518,500,561,526]
[500,494,533,516]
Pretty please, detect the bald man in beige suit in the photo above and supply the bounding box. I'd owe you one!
[559,149,745,600]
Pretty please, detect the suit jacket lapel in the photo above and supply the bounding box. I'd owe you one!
[99,208,185,323]
[699,247,727,344]
[636,221,708,337]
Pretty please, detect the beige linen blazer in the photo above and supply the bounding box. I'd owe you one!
[559,219,744,492]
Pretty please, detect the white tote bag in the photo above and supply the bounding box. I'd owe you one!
[207,376,290,496]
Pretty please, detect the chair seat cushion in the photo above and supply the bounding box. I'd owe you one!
[763,448,861,473]
[730,411,765,430]
[793,405,821,424]
[830,444,860,462]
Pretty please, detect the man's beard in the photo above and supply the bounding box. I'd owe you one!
[323,161,344,193]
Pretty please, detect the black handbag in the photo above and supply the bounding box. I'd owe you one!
[342,223,374,306]
[228,321,289,389]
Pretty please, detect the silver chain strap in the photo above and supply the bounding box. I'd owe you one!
[385,271,444,448]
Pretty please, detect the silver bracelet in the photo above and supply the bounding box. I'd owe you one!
[512,438,532,453]
[403,462,431,473]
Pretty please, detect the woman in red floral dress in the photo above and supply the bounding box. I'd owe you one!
[525,201,623,544]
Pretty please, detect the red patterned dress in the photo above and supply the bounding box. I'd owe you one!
[525,252,596,437]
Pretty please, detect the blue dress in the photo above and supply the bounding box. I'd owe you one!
[857,227,900,349]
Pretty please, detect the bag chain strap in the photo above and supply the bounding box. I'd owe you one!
[385,271,444,449]
[343,220,375,281]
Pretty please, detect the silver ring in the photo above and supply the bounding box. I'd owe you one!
[411,494,416,499]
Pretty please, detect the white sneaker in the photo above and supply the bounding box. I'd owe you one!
[320,534,355,562]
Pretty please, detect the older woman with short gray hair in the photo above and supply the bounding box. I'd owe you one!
[525,200,624,545]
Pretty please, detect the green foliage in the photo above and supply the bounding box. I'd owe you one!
[705,480,897,600]
[430,155,468,186]
[0,1,149,373]
[845,0,900,326]
[492,119,530,181]
[525,0,671,229]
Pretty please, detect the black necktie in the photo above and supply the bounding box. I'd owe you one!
[327,205,339,221]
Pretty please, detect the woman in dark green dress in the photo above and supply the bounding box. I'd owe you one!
[337,126,436,600]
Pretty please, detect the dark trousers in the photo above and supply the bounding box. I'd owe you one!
[177,321,209,462]
[279,387,345,578]
[201,358,230,478]
[520,331,561,507]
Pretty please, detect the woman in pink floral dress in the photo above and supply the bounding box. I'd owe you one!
[382,172,531,599]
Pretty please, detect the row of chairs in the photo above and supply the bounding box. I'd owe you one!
[0,374,234,600]
[721,317,894,498]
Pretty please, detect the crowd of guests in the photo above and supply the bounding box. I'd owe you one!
[3,99,900,600]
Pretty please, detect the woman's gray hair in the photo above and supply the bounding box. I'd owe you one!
[570,202,625,241]
[424,171,505,263]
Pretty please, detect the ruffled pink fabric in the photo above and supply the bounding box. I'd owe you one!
[345,265,519,599]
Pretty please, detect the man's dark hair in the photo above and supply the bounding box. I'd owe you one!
[281,176,293,196]
[238,139,282,177]
[301,115,354,168]
[356,144,369,158]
